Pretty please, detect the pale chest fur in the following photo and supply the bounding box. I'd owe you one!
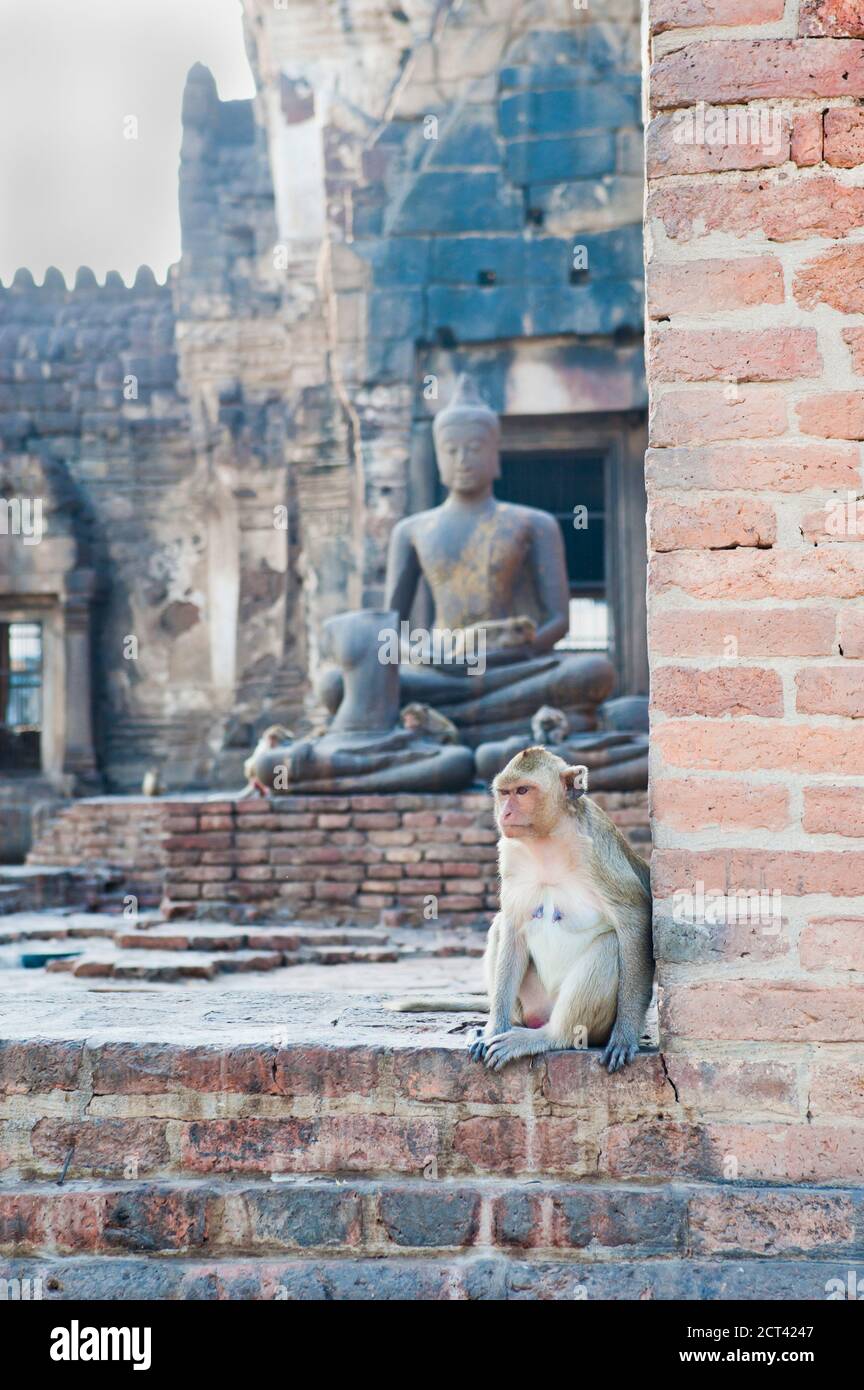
[499,834,613,989]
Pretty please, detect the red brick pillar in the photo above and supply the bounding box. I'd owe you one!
[645,1,864,1180]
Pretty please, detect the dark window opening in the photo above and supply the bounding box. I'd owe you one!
[0,621,43,772]
[498,451,609,652]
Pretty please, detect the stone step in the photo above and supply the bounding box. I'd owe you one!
[44,947,284,982]
[0,916,482,976]
[2,1176,861,1263]
[0,914,126,945]
[112,925,393,952]
[0,865,109,913]
[0,884,25,916]
[0,986,799,1185]
[0,1252,851,1301]
[304,945,399,965]
[35,940,401,978]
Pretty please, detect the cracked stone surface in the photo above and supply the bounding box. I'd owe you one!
[0,985,487,1048]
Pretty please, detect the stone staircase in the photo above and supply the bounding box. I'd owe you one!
[0,989,858,1299]
[0,865,113,916]
[0,914,484,983]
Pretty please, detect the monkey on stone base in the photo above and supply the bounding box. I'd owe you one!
[465,615,536,652]
[469,746,653,1073]
[399,702,459,744]
[390,747,652,1072]
[530,704,570,745]
[238,724,292,799]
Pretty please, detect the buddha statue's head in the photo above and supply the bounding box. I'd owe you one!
[432,374,500,500]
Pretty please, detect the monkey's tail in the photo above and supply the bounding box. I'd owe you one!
[384,995,489,1014]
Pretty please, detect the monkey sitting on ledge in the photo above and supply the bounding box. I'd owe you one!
[469,746,653,1073]
[389,746,653,1073]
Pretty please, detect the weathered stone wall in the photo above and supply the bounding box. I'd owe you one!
[2,0,649,815]
[246,0,647,644]
[0,73,306,796]
[27,798,168,905]
[645,0,864,1177]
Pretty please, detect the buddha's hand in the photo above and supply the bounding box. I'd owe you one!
[482,643,534,668]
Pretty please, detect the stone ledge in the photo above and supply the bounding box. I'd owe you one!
[1,989,857,1185]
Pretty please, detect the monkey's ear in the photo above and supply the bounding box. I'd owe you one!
[560,765,588,803]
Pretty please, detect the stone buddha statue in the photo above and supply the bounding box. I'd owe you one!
[254,609,475,794]
[385,373,616,747]
[257,374,647,795]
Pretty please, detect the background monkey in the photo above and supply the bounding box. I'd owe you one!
[530,704,570,745]
[466,615,536,652]
[141,768,164,796]
[239,724,292,799]
[400,702,459,743]
[468,745,652,1073]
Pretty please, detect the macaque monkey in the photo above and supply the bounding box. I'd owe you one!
[530,704,570,746]
[141,768,164,796]
[238,724,292,799]
[468,746,652,1073]
[400,702,459,744]
[466,615,536,652]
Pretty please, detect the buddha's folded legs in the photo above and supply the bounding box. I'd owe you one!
[397,655,561,704]
[255,730,475,794]
[431,651,616,727]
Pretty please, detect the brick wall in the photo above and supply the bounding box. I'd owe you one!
[161,791,650,925]
[26,791,650,926]
[28,798,167,905]
[646,0,864,1176]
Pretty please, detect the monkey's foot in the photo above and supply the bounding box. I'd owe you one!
[600,1025,640,1074]
[481,1027,550,1071]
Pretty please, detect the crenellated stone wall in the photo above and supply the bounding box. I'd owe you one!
[1,1,649,825]
[0,70,307,800]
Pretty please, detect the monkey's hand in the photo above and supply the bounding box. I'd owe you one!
[467,1026,492,1063]
[600,1021,640,1074]
[467,1022,506,1064]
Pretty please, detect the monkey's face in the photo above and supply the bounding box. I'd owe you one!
[493,749,586,839]
[495,779,560,838]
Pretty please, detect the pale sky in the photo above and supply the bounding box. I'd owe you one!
[0,0,255,286]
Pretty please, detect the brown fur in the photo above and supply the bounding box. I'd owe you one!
[469,747,653,1072]
[530,704,570,745]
